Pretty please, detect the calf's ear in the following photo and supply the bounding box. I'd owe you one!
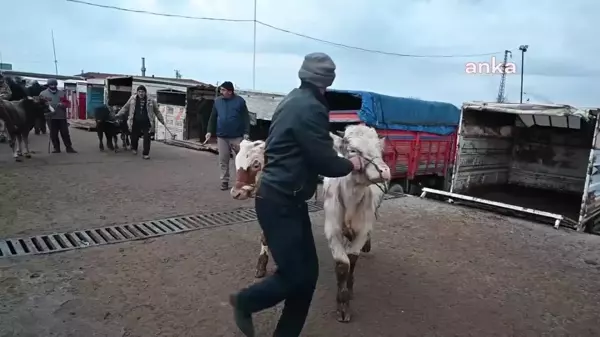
[378,135,386,150]
[329,132,343,152]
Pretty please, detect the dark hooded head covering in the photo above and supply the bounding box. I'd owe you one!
[136,85,147,93]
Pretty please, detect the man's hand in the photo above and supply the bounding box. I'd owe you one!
[203,133,212,145]
[243,134,249,140]
[349,156,364,172]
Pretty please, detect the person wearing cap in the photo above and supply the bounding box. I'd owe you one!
[40,78,77,153]
[205,81,250,190]
[228,53,364,337]
[116,85,165,159]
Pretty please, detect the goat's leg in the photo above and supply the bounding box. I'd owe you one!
[23,134,31,158]
[255,232,269,278]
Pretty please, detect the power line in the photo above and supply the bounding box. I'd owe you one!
[66,0,510,58]
[66,0,253,22]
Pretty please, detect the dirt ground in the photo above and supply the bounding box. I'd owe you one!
[0,129,251,238]
[1,128,600,337]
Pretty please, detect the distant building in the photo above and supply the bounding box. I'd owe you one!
[0,63,12,70]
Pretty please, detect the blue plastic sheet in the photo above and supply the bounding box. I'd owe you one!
[329,90,461,135]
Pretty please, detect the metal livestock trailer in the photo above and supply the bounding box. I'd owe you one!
[421,102,600,234]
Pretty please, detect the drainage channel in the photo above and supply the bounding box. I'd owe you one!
[0,192,404,258]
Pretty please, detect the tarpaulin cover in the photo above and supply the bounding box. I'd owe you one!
[329,90,460,135]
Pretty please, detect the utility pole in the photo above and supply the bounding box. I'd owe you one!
[252,0,257,90]
[51,30,58,75]
[141,57,146,77]
[519,45,529,104]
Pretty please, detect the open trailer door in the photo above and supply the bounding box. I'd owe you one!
[421,102,598,230]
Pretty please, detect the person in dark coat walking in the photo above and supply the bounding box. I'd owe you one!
[228,52,364,337]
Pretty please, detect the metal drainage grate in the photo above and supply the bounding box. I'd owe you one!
[0,193,403,258]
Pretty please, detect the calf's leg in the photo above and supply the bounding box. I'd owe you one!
[13,134,23,162]
[346,229,370,300]
[361,233,372,253]
[23,133,31,158]
[255,232,269,278]
[96,122,105,151]
[327,224,352,322]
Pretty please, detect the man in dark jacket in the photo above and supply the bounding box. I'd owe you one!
[228,53,364,337]
[205,81,250,190]
[40,79,77,153]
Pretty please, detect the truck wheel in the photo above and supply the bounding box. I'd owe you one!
[388,183,404,195]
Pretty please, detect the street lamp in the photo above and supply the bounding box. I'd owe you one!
[519,45,529,104]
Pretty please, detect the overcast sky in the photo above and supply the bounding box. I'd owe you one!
[3,0,598,106]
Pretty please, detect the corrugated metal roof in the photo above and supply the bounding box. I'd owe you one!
[1,70,84,81]
[463,101,592,120]
[107,75,205,87]
[236,89,285,121]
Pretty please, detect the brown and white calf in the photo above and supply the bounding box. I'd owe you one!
[229,139,270,278]
[325,125,391,322]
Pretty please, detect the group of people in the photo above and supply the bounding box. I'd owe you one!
[0,74,76,153]
[210,53,364,337]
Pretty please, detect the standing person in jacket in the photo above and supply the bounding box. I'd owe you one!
[0,74,12,100]
[204,81,250,190]
[0,74,10,143]
[228,53,364,337]
[116,85,165,160]
[40,79,77,153]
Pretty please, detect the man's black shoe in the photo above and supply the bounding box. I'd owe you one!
[229,294,255,337]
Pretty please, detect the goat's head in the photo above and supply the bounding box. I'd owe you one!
[330,124,391,185]
[230,139,266,200]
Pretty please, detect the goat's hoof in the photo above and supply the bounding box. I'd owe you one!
[25,153,31,158]
[14,156,23,162]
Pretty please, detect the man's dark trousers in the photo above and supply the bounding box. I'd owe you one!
[49,119,72,150]
[131,121,151,156]
[236,196,319,337]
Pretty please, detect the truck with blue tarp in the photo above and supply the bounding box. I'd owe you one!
[325,90,461,195]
